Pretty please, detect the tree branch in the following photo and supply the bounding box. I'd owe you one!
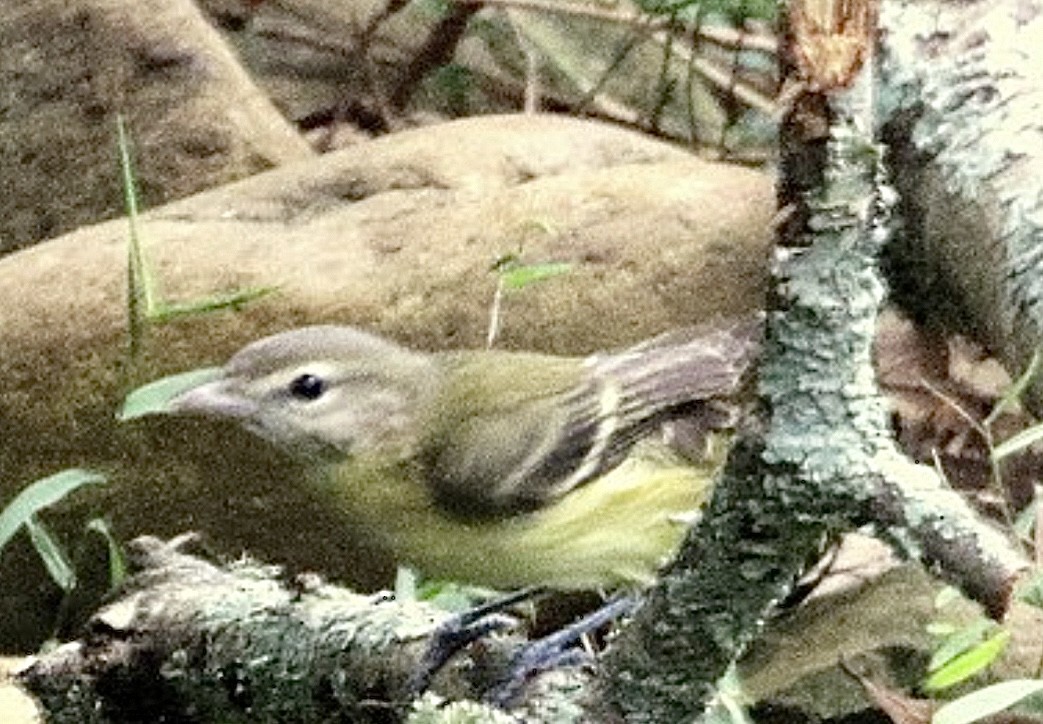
[598,0,1028,718]
[18,536,591,723]
[880,0,1043,414]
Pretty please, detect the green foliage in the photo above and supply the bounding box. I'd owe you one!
[24,516,77,592]
[924,626,1010,692]
[1013,490,1041,542]
[917,352,1043,719]
[0,469,107,591]
[117,116,276,357]
[396,565,501,613]
[119,367,222,420]
[985,348,1041,428]
[927,616,993,672]
[416,580,496,613]
[991,422,1043,464]
[486,250,573,347]
[988,348,1043,463]
[987,350,1043,548]
[430,64,476,114]
[85,518,128,589]
[924,344,1043,535]
[494,258,573,291]
[635,0,777,23]
[933,679,1043,724]
[0,469,106,554]
[1015,569,1043,609]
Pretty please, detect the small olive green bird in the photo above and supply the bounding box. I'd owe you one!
[122,318,759,591]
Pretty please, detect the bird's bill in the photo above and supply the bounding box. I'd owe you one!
[118,367,240,421]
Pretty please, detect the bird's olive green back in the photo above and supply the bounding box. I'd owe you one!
[419,351,584,517]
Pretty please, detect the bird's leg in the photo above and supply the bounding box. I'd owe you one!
[407,586,545,696]
[486,594,640,707]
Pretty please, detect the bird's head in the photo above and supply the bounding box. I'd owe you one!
[121,326,437,460]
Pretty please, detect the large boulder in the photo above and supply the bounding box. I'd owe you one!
[0,0,312,254]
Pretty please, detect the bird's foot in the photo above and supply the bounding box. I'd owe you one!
[486,594,639,707]
[407,587,540,697]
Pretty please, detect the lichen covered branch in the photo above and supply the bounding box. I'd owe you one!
[600,7,1027,716]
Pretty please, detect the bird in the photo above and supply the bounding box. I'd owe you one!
[120,317,760,591]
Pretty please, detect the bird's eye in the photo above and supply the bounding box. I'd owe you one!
[289,373,326,401]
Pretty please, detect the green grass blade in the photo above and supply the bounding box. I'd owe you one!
[1016,569,1043,609]
[25,516,77,592]
[147,286,278,323]
[86,518,127,588]
[991,423,1043,463]
[499,262,572,291]
[929,618,994,673]
[118,114,156,354]
[0,470,106,553]
[933,679,1043,724]
[1014,491,1041,541]
[985,347,1041,427]
[925,629,1011,692]
[119,367,222,420]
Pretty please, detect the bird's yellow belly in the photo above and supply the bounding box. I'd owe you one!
[321,452,712,591]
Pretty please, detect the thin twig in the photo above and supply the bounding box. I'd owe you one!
[451,0,778,53]
[918,376,1015,530]
[649,29,777,115]
[389,3,480,110]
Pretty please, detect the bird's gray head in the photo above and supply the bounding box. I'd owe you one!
[170,326,437,459]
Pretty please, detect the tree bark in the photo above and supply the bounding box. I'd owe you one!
[880,0,1043,413]
[599,0,1028,719]
[18,536,566,723]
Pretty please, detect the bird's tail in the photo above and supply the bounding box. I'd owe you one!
[588,313,763,422]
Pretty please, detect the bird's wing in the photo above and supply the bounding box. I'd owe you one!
[421,317,760,519]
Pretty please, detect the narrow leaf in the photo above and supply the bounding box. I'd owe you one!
[496,263,571,292]
[499,262,572,290]
[924,629,1010,692]
[147,286,278,323]
[0,470,106,553]
[933,679,1043,724]
[985,348,1041,426]
[992,423,1043,463]
[1014,491,1041,540]
[928,619,994,672]
[119,367,222,421]
[25,516,77,592]
[86,518,127,588]
[118,114,155,357]
[1016,569,1043,609]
